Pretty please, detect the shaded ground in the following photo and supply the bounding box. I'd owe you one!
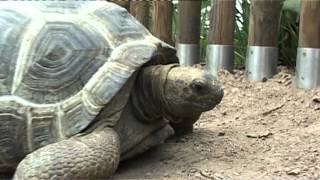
[114,67,320,180]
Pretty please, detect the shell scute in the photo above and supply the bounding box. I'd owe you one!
[14,20,111,104]
[93,5,149,46]
[29,106,58,151]
[0,10,30,95]
[0,101,29,165]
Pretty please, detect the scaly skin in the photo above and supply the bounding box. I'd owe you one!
[13,128,119,180]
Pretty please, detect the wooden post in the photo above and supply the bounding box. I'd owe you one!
[177,0,202,66]
[208,0,235,45]
[130,1,149,28]
[151,1,173,45]
[246,0,281,81]
[298,0,320,48]
[295,0,320,89]
[248,0,280,46]
[109,0,130,11]
[207,0,236,76]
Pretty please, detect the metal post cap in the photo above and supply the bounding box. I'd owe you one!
[206,44,234,76]
[295,48,320,89]
[245,46,278,81]
[176,43,199,67]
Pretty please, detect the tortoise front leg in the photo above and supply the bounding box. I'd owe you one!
[121,124,174,160]
[13,128,120,179]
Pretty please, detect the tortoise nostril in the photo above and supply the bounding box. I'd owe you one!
[191,81,208,93]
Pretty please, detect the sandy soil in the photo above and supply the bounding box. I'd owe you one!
[114,67,320,180]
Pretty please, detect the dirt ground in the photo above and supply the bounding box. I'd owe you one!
[114,66,320,180]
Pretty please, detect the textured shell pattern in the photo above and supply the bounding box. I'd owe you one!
[0,1,160,157]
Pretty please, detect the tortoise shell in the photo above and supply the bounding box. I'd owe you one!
[0,1,175,161]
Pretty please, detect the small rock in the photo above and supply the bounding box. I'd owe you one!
[189,168,198,174]
[246,131,273,138]
[286,168,301,176]
[200,169,215,179]
[312,96,320,103]
[218,132,226,136]
[261,77,268,82]
[213,173,228,180]
[233,172,240,176]
[273,169,280,173]
[314,106,320,111]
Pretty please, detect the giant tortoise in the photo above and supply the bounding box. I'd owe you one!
[0,1,223,179]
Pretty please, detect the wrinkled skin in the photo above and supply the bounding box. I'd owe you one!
[130,64,223,135]
[162,66,224,134]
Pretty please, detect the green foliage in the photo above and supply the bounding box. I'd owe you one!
[234,0,250,68]
[278,1,300,67]
[283,0,301,13]
[199,0,211,63]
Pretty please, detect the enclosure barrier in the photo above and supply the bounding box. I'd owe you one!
[152,1,173,45]
[130,1,149,28]
[295,0,320,89]
[110,0,130,11]
[177,0,201,66]
[206,0,236,76]
[245,0,281,81]
[113,0,320,90]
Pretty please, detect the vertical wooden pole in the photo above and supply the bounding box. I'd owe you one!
[246,0,281,81]
[151,1,173,45]
[298,0,320,48]
[177,0,201,66]
[248,0,280,46]
[130,1,149,28]
[109,0,130,11]
[207,0,236,76]
[208,0,235,45]
[295,0,320,89]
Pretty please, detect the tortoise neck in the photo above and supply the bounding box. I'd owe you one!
[130,64,177,122]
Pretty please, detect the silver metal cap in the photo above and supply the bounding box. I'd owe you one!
[176,43,199,66]
[295,48,320,89]
[245,46,278,81]
[206,44,234,76]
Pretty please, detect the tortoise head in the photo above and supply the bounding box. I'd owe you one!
[162,66,223,133]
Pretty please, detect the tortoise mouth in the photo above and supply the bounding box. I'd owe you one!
[163,103,202,124]
[190,85,224,111]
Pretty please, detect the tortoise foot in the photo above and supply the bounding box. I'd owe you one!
[170,123,194,136]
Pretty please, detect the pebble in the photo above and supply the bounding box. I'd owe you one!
[233,172,240,176]
[286,168,301,176]
[312,96,320,103]
[218,132,226,136]
[246,131,273,138]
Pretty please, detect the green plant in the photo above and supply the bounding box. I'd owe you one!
[199,0,211,63]
[234,0,250,68]
[278,5,299,67]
